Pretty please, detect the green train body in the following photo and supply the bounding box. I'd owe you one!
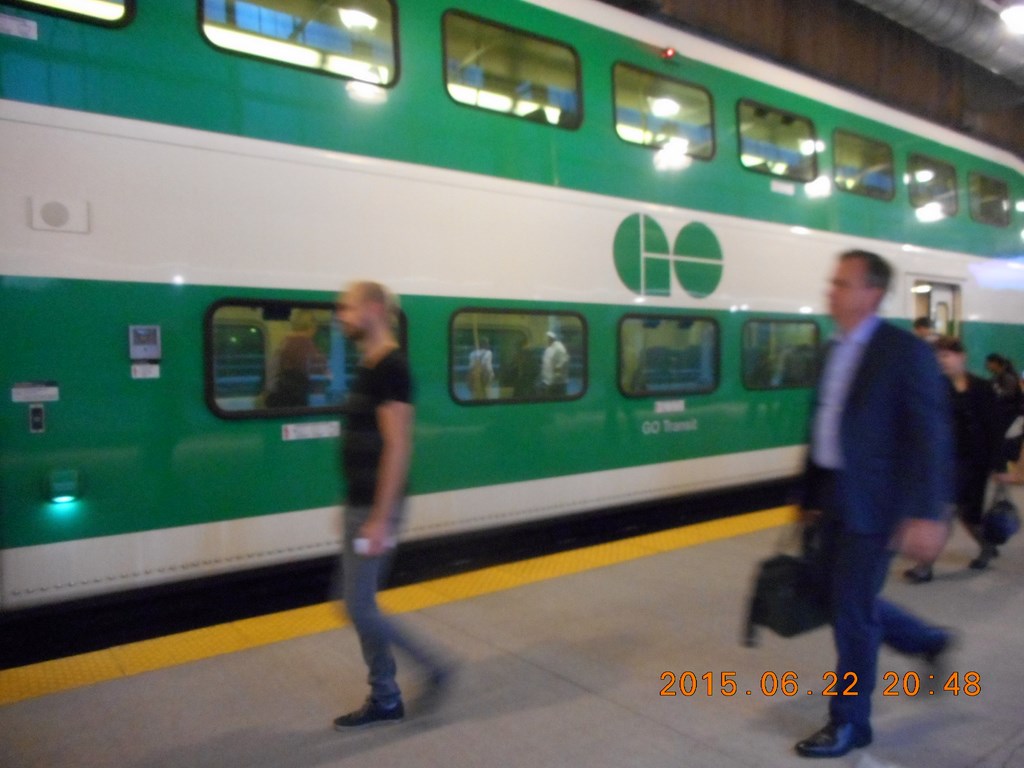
[1,0,1021,607]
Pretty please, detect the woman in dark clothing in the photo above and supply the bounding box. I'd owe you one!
[906,337,1004,581]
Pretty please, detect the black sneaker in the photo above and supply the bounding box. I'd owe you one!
[333,698,404,730]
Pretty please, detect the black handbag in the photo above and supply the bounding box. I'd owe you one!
[983,484,1020,545]
[742,525,829,646]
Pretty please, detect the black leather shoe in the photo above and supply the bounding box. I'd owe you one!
[795,722,872,758]
[903,566,933,583]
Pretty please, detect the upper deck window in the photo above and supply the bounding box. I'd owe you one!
[612,63,713,161]
[443,11,581,129]
[833,130,894,200]
[201,0,396,85]
[968,172,1011,227]
[737,100,817,182]
[10,0,130,23]
[907,153,958,221]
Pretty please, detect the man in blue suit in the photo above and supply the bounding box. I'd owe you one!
[796,250,954,758]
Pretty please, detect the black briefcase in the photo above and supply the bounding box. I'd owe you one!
[742,540,829,646]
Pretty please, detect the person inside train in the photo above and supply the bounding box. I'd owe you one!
[541,331,569,396]
[904,336,1004,581]
[264,309,325,408]
[467,336,494,399]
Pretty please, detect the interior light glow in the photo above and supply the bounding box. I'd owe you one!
[338,9,379,30]
[1016,200,1024,213]
[1001,4,1024,34]
[805,175,832,199]
[914,169,935,184]
[25,0,124,20]
[911,284,933,294]
[915,202,945,223]
[799,139,817,156]
[653,138,691,171]
[324,55,387,83]
[790,226,811,235]
[204,25,322,68]
[799,306,814,314]
[346,81,388,104]
[649,97,681,118]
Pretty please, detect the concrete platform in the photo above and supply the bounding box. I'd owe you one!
[2,493,1022,768]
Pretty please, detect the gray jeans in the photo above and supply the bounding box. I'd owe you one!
[340,504,443,706]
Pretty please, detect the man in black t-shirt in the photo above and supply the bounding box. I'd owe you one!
[332,281,452,730]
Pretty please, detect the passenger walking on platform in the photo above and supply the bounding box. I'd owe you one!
[796,250,954,759]
[904,336,1003,581]
[986,353,1024,481]
[333,280,452,729]
[912,316,939,345]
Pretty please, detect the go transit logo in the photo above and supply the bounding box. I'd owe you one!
[613,214,724,298]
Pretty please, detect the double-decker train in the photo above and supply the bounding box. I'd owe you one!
[1,0,1022,609]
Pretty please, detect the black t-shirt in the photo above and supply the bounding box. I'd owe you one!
[341,350,413,506]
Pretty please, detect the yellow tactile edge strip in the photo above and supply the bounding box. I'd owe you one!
[0,505,797,706]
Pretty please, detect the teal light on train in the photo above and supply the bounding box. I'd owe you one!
[46,469,81,504]
[613,215,724,299]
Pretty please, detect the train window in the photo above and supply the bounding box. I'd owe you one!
[612,63,714,161]
[205,299,368,419]
[619,315,718,397]
[833,130,894,200]
[737,100,817,182]
[742,320,819,390]
[201,0,396,85]
[968,172,1011,227]
[450,310,586,403]
[443,11,581,129]
[907,153,958,221]
[10,0,131,23]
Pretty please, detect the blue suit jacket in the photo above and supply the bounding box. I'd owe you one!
[813,321,954,537]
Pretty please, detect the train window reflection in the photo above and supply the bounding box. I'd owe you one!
[613,63,714,160]
[907,153,958,220]
[968,172,1010,227]
[13,0,130,23]
[833,130,894,200]
[443,11,581,129]
[201,0,396,85]
[737,100,817,182]
[619,315,718,397]
[742,320,819,390]
[205,299,360,418]
[450,310,586,403]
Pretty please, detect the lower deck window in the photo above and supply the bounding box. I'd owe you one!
[205,299,362,418]
[619,315,718,397]
[742,320,819,389]
[450,309,586,403]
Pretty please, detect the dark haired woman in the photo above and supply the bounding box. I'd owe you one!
[906,338,1004,581]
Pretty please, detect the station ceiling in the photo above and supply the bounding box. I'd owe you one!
[604,0,1024,159]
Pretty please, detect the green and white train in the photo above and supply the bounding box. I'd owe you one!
[2,0,1022,609]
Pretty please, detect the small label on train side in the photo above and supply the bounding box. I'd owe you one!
[0,14,38,41]
[11,382,59,403]
[655,400,686,414]
[282,422,341,441]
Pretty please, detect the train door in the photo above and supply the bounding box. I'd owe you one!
[909,277,961,337]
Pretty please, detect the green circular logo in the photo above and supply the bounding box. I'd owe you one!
[613,215,723,299]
